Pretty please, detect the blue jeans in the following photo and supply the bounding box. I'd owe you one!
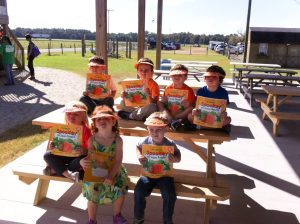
[4,64,14,85]
[134,176,176,223]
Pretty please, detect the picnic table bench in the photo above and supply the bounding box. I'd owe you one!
[240,73,300,106]
[234,67,297,89]
[229,62,281,87]
[256,85,300,136]
[13,107,232,224]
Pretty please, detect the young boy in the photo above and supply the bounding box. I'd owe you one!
[157,64,196,131]
[133,112,181,224]
[118,58,160,121]
[79,55,117,115]
[191,65,231,132]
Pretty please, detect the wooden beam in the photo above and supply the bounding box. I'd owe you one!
[95,0,108,71]
[156,0,163,70]
[137,0,146,61]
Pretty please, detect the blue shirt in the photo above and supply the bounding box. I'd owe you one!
[196,86,230,104]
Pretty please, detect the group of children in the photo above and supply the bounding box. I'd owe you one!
[43,55,231,224]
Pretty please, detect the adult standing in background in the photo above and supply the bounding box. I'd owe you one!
[0,35,15,86]
[25,34,35,80]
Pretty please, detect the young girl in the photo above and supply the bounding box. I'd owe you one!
[80,105,128,224]
[43,101,92,182]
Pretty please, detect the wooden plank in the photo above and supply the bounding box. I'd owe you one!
[269,112,300,120]
[127,176,230,201]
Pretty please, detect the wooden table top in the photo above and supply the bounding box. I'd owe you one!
[230,62,281,68]
[262,85,300,96]
[235,67,297,74]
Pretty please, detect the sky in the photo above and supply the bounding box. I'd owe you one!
[6,0,300,35]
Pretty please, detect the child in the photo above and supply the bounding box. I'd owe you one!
[190,65,231,132]
[79,105,128,224]
[43,101,92,182]
[80,55,117,115]
[0,35,15,86]
[157,64,196,131]
[133,112,181,224]
[117,58,160,121]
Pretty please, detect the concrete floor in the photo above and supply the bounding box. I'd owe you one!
[0,76,299,224]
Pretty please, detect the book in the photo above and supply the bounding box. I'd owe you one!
[165,88,188,114]
[121,79,150,107]
[49,124,83,157]
[86,73,111,99]
[83,151,115,182]
[193,96,227,128]
[141,144,174,178]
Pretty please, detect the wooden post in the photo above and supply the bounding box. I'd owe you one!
[156,0,163,70]
[61,43,63,55]
[126,39,128,58]
[47,43,51,56]
[116,39,119,59]
[137,0,146,61]
[95,0,108,71]
[129,39,132,59]
[82,34,86,57]
[74,43,76,54]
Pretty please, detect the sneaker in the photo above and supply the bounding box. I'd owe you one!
[117,110,131,120]
[222,124,232,134]
[29,76,35,80]
[43,166,55,176]
[170,119,182,131]
[113,213,128,224]
[68,171,80,183]
[86,219,97,224]
[132,218,144,224]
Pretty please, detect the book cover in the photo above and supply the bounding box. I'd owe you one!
[86,73,111,99]
[121,79,149,107]
[193,96,227,128]
[83,151,115,182]
[141,144,174,178]
[49,124,83,157]
[165,88,188,114]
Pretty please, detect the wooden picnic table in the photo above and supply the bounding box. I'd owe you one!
[31,108,232,224]
[159,63,211,82]
[230,62,281,87]
[235,67,298,89]
[171,60,218,65]
[241,73,300,107]
[257,85,300,136]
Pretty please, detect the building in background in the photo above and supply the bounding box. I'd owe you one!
[247,27,300,68]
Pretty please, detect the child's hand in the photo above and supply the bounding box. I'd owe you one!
[138,155,147,166]
[49,142,55,151]
[161,96,168,103]
[168,153,176,163]
[181,99,190,108]
[192,109,200,116]
[79,156,90,171]
[104,177,113,185]
[75,146,87,155]
[121,91,128,99]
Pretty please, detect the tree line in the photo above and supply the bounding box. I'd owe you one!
[12,28,245,45]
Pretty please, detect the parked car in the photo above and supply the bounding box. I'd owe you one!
[215,44,225,53]
[228,45,239,55]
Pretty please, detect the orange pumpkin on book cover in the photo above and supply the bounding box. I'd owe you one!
[62,142,73,152]
[204,114,216,124]
[151,164,164,174]
[93,87,102,95]
[131,93,142,103]
[169,103,180,113]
